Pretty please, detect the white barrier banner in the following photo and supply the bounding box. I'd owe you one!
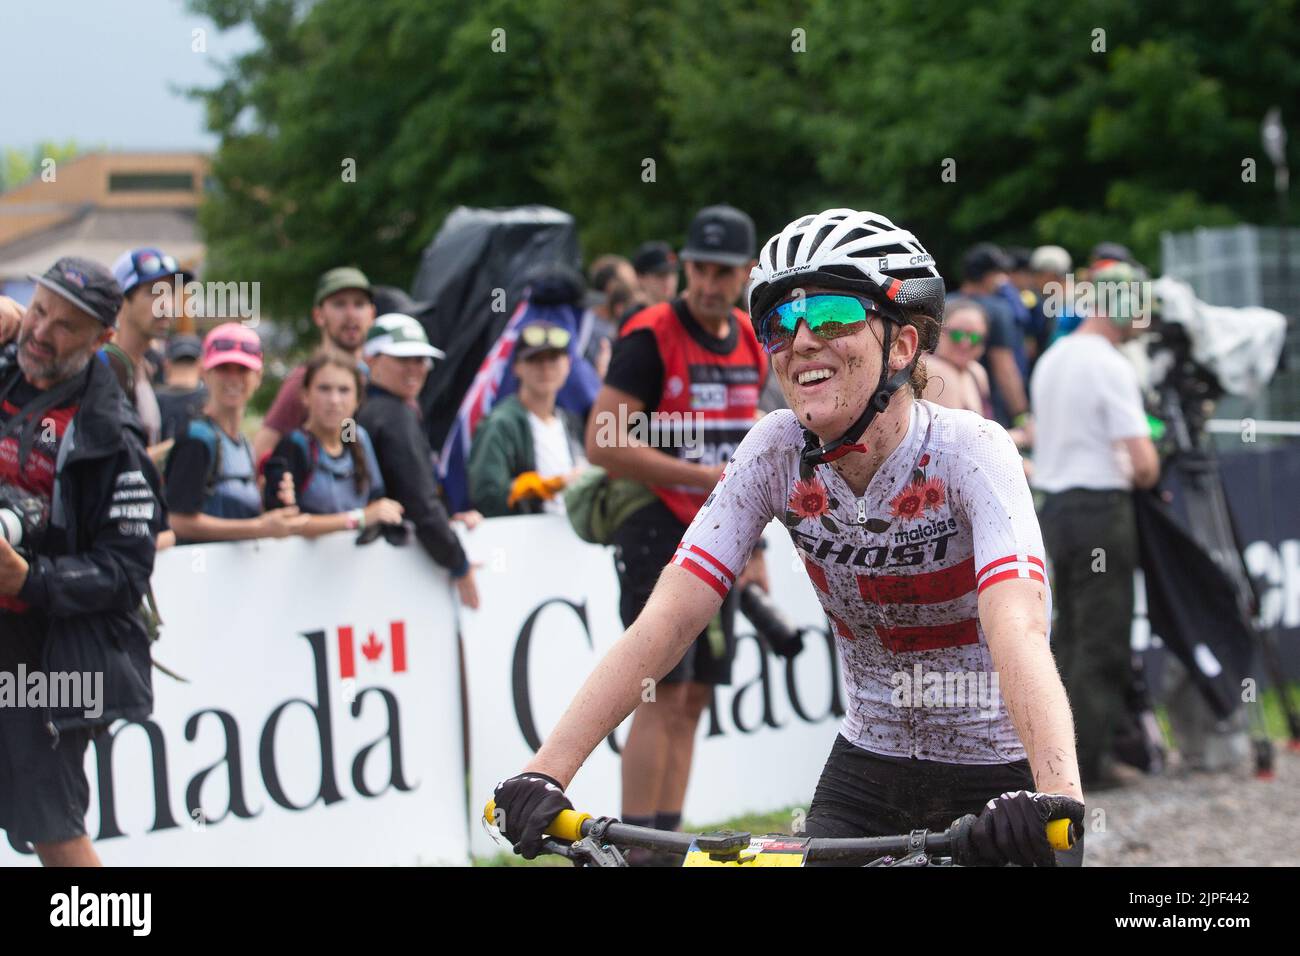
[1,535,468,867]
[461,515,844,858]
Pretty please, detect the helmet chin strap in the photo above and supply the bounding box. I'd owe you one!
[800,322,917,467]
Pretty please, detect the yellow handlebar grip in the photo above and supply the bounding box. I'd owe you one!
[548,809,593,842]
[482,799,592,841]
[1046,817,1074,851]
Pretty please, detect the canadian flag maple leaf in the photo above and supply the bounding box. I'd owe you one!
[361,631,384,662]
[338,622,408,678]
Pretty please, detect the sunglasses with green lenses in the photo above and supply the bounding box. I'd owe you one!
[757,293,891,355]
[947,329,985,346]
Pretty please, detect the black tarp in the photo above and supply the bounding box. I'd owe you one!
[1135,484,1255,719]
[409,205,581,450]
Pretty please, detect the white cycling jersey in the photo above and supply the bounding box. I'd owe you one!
[672,400,1050,765]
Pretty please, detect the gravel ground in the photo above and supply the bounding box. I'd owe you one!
[1083,747,1300,866]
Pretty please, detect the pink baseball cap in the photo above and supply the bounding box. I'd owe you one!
[202,322,263,371]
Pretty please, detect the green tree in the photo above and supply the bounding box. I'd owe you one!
[1,140,90,192]
[193,0,1299,319]
[804,0,1298,271]
[189,0,556,328]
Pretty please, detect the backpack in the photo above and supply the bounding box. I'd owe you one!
[98,343,135,398]
[563,467,656,545]
[283,429,319,498]
[165,415,224,501]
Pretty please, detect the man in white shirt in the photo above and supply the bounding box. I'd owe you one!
[1030,260,1160,789]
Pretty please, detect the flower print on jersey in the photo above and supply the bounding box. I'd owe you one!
[920,476,946,512]
[786,476,842,532]
[889,484,924,520]
[788,477,828,519]
[889,451,946,520]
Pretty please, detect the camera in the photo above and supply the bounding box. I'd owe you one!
[739,583,806,659]
[0,484,48,555]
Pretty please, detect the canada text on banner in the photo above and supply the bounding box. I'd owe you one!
[0,535,468,867]
[460,514,844,859]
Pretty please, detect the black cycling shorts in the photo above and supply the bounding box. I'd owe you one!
[803,733,1029,842]
[802,735,1084,866]
[612,498,737,686]
[0,706,95,849]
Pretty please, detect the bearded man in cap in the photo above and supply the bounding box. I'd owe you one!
[0,257,162,865]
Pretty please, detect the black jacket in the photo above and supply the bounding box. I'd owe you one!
[1,345,163,736]
[357,384,469,576]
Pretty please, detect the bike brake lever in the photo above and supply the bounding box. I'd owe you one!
[567,834,627,867]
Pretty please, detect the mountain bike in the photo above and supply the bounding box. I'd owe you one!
[483,800,1078,867]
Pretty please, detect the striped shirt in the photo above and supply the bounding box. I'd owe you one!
[672,401,1050,764]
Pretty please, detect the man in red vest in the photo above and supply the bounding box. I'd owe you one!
[586,205,768,851]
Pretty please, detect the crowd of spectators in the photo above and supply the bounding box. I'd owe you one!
[0,216,1167,863]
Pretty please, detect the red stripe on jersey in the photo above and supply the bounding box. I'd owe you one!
[978,567,1047,592]
[828,612,855,641]
[875,618,979,653]
[686,545,735,583]
[977,553,1045,580]
[803,557,829,594]
[676,557,730,599]
[856,557,976,606]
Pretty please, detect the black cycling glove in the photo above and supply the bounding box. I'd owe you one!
[493,772,573,860]
[969,790,1084,867]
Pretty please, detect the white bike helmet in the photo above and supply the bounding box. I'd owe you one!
[748,209,946,466]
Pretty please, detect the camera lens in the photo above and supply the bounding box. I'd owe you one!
[0,508,22,548]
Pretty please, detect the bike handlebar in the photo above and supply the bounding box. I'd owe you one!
[483,800,1077,858]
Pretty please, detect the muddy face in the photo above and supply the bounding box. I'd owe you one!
[772,297,887,442]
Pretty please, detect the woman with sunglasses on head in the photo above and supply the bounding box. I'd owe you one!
[923,296,993,418]
[260,350,404,537]
[165,324,309,543]
[469,321,587,517]
[492,210,1084,867]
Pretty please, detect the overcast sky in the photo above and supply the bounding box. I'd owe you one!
[1,0,260,153]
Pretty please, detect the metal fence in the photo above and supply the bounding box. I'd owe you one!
[1161,225,1300,447]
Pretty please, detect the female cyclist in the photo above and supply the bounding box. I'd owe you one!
[494,210,1084,866]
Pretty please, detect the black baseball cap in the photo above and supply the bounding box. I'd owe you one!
[962,243,1013,282]
[28,256,123,327]
[632,241,678,276]
[681,205,755,267]
[1004,246,1033,271]
[166,334,203,362]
